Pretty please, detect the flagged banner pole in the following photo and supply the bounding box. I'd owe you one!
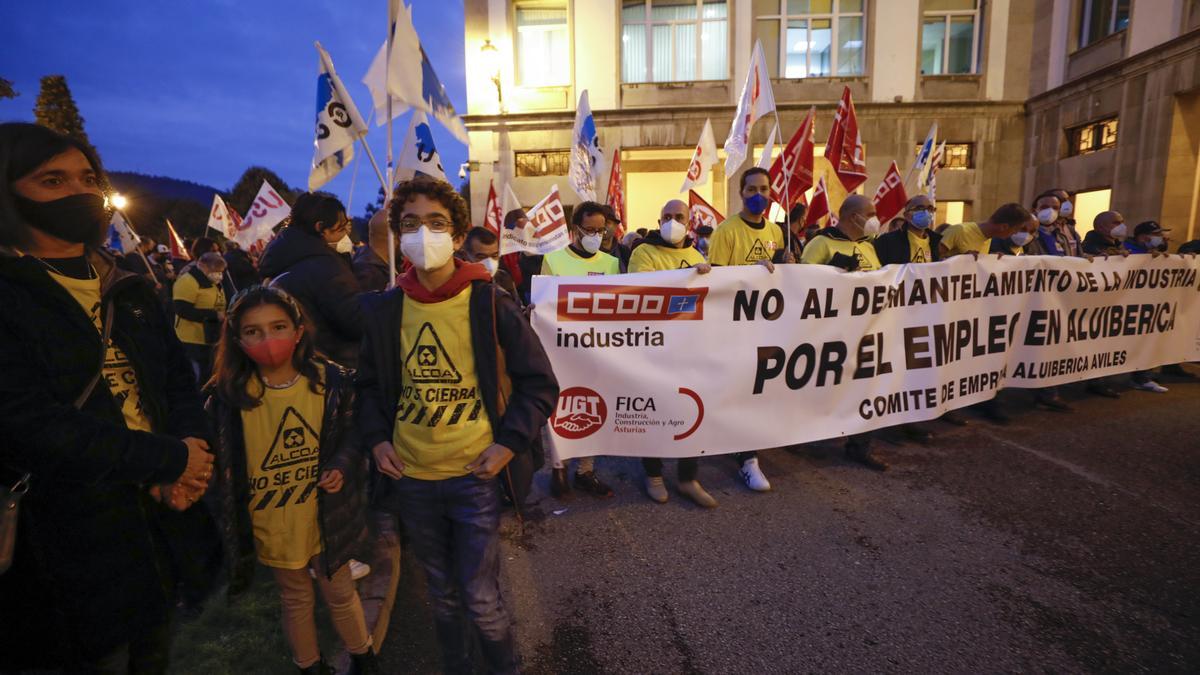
[385,1,397,289]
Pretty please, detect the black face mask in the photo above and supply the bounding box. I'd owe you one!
[14,193,108,246]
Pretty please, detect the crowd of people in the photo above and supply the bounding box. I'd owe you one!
[1,121,1196,675]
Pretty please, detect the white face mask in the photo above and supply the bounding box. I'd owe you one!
[1109,223,1127,239]
[1010,231,1033,246]
[1148,235,1164,248]
[580,232,603,254]
[660,219,687,244]
[206,272,224,284]
[1059,200,1074,217]
[335,235,353,254]
[401,226,455,271]
[1037,208,1058,225]
[861,216,881,237]
[480,257,499,276]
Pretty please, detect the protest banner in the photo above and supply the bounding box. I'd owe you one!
[499,185,569,255]
[530,254,1200,460]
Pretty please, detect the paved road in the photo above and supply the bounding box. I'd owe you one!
[379,369,1200,674]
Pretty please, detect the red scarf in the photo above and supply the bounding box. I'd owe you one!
[396,258,493,303]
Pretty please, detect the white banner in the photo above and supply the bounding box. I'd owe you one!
[531,254,1200,460]
[500,185,570,256]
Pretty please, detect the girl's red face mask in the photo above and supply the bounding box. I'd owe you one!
[239,335,298,369]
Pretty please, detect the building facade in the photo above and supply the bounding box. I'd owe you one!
[463,0,1035,232]
[1025,0,1200,244]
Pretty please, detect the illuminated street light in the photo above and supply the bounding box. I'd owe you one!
[480,39,503,110]
[110,193,128,210]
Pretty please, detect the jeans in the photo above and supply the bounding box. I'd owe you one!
[390,473,517,675]
[75,620,172,674]
[642,457,698,482]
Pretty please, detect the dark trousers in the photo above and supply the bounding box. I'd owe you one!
[390,473,517,675]
[733,451,757,465]
[72,619,172,674]
[641,457,698,482]
[182,342,214,385]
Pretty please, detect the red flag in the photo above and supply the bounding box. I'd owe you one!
[483,180,503,234]
[824,87,867,192]
[768,106,815,211]
[166,219,190,260]
[871,161,908,223]
[605,149,627,239]
[804,177,830,226]
[687,190,724,236]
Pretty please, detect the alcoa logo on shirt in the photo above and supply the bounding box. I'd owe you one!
[556,284,709,321]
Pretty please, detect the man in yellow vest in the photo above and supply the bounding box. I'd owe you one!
[542,201,620,499]
[707,167,793,492]
[172,251,226,381]
[629,199,718,507]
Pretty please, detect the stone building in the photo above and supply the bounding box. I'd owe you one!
[462,0,1035,231]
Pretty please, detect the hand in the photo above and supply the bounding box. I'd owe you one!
[1119,248,1130,257]
[164,482,206,511]
[317,469,344,493]
[968,251,980,261]
[372,441,405,479]
[1151,248,1163,258]
[695,263,712,275]
[464,443,514,480]
[179,437,213,491]
[781,249,796,264]
[1084,254,1094,262]
[217,310,226,321]
[523,303,536,319]
[755,258,776,273]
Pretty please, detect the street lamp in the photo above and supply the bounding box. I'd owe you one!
[480,39,503,110]
[110,192,128,210]
[458,162,469,180]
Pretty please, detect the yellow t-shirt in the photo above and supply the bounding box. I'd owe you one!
[172,272,225,345]
[940,222,990,256]
[707,216,785,266]
[907,229,933,263]
[393,287,494,480]
[240,375,324,569]
[628,240,707,272]
[800,232,882,271]
[540,246,621,277]
[49,271,152,432]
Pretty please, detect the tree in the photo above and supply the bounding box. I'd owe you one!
[0,78,17,100]
[34,75,91,149]
[228,166,298,215]
[364,186,385,220]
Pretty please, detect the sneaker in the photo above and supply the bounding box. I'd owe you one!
[573,471,614,498]
[678,480,718,508]
[349,559,371,581]
[551,467,572,500]
[644,476,668,503]
[1035,394,1074,413]
[1086,383,1121,399]
[739,458,771,492]
[1133,379,1169,393]
[939,410,969,427]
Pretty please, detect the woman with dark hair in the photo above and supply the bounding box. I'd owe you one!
[0,122,218,671]
[205,285,375,674]
[258,191,364,367]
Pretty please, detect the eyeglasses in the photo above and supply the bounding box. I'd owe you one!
[662,213,687,223]
[397,217,453,233]
[907,206,936,213]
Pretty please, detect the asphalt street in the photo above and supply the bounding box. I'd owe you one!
[379,367,1200,674]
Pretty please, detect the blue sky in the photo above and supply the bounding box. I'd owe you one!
[0,0,468,216]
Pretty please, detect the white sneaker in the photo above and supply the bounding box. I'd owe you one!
[739,458,772,492]
[1133,380,1169,393]
[349,559,372,580]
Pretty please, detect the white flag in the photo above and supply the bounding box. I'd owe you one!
[568,90,604,202]
[106,211,139,254]
[908,122,938,192]
[500,185,570,255]
[724,40,776,176]
[362,2,468,142]
[503,183,522,215]
[757,123,779,169]
[681,118,718,193]
[311,41,370,191]
[396,110,447,183]
[206,194,239,239]
[238,181,291,253]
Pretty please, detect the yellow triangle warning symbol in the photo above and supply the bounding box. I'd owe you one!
[745,239,769,262]
[404,321,463,384]
[261,406,320,472]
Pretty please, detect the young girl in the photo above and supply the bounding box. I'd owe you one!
[206,285,376,674]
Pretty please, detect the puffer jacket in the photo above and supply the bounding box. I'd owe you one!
[205,361,369,596]
[0,249,215,668]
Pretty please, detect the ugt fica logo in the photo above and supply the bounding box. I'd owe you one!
[551,387,607,440]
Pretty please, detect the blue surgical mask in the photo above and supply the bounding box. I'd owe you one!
[910,210,933,229]
[744,193,769,216]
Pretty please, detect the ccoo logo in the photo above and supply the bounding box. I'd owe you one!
[551,386,607,440]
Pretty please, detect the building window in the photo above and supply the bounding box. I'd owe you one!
[515,5,570,87]
[515,150,571,177]
[621,0,729,83]
[1067,117,1118,156]
[1078,0,1130,49]
[753,0,866,79]
[942,142,972,169]
[921,0,980,75]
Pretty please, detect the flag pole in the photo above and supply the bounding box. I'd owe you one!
[384,1,397,289]
[119,209,162,291]
[772,108,792,257]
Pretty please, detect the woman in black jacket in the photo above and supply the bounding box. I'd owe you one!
[0,123,217,671]
[205,285,375,674]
